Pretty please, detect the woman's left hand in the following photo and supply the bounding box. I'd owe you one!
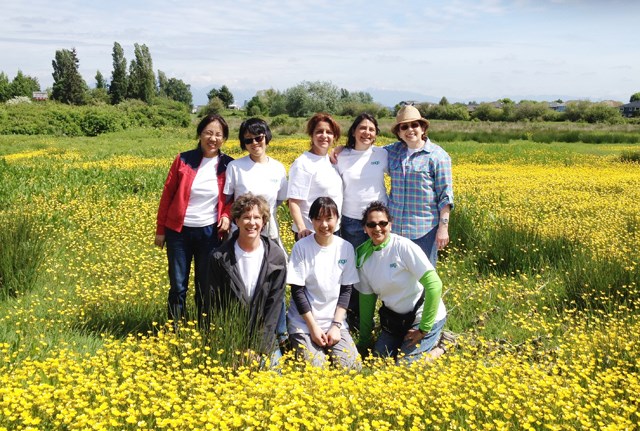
[218,216,230,235]
[436,225,449,250]
[326,325,341,346]
[404,328,425,347]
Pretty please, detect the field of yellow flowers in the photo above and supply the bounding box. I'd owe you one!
[0,128,639,430]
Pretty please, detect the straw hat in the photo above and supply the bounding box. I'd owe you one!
[391,105,430,135]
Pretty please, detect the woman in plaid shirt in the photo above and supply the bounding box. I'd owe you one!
[385,105,453,267]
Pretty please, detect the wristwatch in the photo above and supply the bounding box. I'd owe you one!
[331,321,343,329]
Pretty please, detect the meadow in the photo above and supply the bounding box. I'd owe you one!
[0,122,639,430]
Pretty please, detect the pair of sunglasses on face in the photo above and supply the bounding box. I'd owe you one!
[365,220,389,228]
[242,135,265,145]
[399,121,422,131]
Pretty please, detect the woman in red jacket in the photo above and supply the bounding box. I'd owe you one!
[155,114,234,325]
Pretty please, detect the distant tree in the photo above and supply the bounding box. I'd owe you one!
[584,103,622,124]
[512,101,548,122]
[157,70,168,97]
[200,97,225,116]
[109,42,128,104]
[9,70,40,99]
[472,103,502,121]
[0,72,10,102]
[95,70,107,89]
[439,96,449,106]
[283,81,340,117]
[630,92,640,103]
[127,43,155,103]
[207,85,234,108]
[163,77,193,108]
[51,49,86,104]
[499,98,515,104]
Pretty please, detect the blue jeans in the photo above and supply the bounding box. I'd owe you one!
[339,215,368,329]
[374,317,446,364]
[165,225,220,324]
[411,226,439,268]
[339,215,368,250]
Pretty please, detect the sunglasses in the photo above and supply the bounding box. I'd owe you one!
[365,220,389,229]
[399,122,422,131]
[242,135,265,145]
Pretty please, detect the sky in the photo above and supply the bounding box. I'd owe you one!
[1,0,639,106]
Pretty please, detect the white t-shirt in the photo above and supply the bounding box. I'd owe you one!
[357,234,446,323]
[287,151,343,232]
[184,156,218,227]
[234,241,264,299]
[286,235,359,333]
[335,146,388,219]
[224,155,288,240]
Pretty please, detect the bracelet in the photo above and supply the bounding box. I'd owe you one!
[331,321,343,329]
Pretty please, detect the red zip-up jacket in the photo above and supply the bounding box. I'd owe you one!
[156,148,234,238]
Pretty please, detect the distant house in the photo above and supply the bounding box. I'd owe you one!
[549,102,566,112]
[32,91,48,101]
[619,101,640,117]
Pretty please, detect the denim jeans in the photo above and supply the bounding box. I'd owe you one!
[374,317,446,364]
[411,226,439,268]
[165,224,220,324]
[339,215,368,330]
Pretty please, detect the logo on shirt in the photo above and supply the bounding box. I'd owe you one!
[370,161,380,165]
[389,263,397,268]
[338,259,347,264]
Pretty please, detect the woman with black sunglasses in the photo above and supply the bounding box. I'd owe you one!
[355,201,447,364]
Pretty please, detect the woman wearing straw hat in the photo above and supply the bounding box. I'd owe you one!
[386,105,453,267]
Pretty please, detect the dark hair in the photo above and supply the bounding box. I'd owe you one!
[238,118,272,150]
[346,113,379,149]
[196,114,229,145]
[361,200,393,226]
[306,113,341,145]
[231,193,270,227]
[309,196,339,220]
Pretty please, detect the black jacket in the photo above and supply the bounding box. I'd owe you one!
[206,232,287,353]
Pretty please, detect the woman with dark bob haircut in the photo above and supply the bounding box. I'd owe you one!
[355,200,447,364]
[224,117,289,346]
[286,197,361,369]
[287,113,343,241]
[155,114,234,326]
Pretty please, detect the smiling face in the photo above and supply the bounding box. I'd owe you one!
[312,208,338,244]
[235,205,264,242]
[364,210,392,246]
[310,121,334,156]
[199,120,225,157]
[397,121,426,147]
[354,119,377,150]
[243,132,267,162]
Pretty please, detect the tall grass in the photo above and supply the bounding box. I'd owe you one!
[0,216,47,300]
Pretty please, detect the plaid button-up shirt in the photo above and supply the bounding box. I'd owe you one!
[386,139,454,239]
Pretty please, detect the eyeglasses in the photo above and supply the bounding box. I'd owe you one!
[242,135,265,145]
[365,220,389,229]
[399,122,421,131]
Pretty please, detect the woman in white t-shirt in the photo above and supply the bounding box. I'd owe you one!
[207,193,287,368]
[224,118,289,347]
[287,197,361,369]
[287,113,343,241]
[225,118,288,246]
[335,113,388,328]
[355,201,447,364]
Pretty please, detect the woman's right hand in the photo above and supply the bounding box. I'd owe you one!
[154,234,165,249]
[297,228,313,239]
[309,324,328,347]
